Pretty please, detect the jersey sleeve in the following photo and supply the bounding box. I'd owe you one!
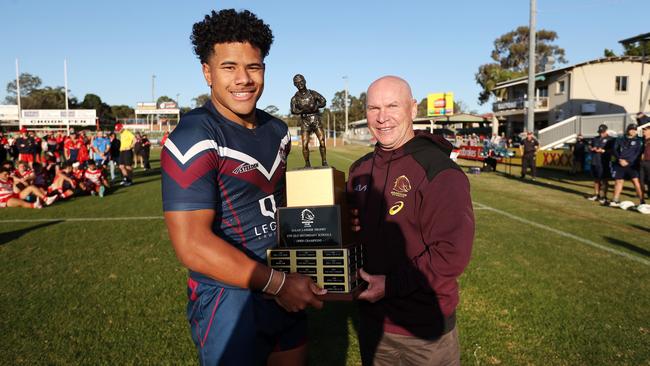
[161,114,221,212]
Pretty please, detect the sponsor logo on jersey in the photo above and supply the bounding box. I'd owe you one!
[391,175,411,198]
[233,162,259,174]
[389,201,404,215]
[354,184,367,192]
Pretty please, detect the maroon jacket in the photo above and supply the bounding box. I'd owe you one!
[347,131,474,338]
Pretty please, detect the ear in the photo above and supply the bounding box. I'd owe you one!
[410,99,418,120]
[201,63,212,87]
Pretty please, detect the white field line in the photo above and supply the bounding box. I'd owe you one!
[0,216,163,223]
[474,202,650,266]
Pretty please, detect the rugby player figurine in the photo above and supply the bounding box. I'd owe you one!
[291,74,328,167]
[162,9,326,366]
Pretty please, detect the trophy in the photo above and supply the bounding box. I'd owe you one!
[267,167,364,300]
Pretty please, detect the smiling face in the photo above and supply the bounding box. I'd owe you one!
[202,42,265,128]
[365,76,417,151]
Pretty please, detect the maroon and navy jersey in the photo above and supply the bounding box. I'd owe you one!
[162,102,290,286]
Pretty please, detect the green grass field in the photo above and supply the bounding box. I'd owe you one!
[1,146,648,365]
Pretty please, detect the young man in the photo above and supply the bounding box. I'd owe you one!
[14,128,34,166]
[108,132,121,182]
[519,131,539,180]
[609,124,644,206]
[347,76,474,366]
[115,123,135,186]
[587,124,614,204]
[161,9,325,366]
[640,126,650,201]
[0,165,43,209]
[82,160,109,197]
[92,131,111,166]
[48,161,76,200]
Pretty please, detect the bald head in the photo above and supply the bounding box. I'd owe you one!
[365,75,417,151]
[367,76,414,101]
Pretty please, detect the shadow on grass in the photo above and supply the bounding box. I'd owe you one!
[0,221,62,246]
[604,236,650,258]
[628,224,650,234]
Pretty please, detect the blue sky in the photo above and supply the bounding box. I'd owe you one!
[1,0,647,116]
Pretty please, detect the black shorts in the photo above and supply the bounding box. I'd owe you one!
[611,163,639,180]
[119,150,133,166]
[591,164,610,180]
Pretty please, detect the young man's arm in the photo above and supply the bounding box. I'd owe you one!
[165,210,325,311]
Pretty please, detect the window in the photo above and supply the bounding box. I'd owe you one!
[615,76,628,92]
[537,86,548,97]
[557,80,565,94]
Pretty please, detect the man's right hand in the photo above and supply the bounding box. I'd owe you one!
[274,273,326,312]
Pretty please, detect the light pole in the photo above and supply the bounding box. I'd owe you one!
[176,93,180,107]
[152,74,156,103]
[343,76,349,134]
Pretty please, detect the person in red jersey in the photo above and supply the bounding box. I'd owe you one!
[46,162,75,200]
[348,76,474,366]
[82,160,109,197]
[12,161,34,190]
[0,166,44,208]
[76,132,90,167]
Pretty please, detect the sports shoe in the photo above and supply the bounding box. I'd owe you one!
[587,195,599,201]
[609,200,620,207]
[44,195,57,206]
[33,199,43,209]
[99,186,105,197]
[598,197,608,204]
[123,181,133,187]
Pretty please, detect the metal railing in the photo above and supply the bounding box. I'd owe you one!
[538,113,639,150]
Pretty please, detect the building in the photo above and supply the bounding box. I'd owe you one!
[492,56,649,135]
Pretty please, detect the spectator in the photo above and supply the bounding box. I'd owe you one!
[519,131,539,180]
[115,123,134,186]
[92,131,111,166]
[65,134,78,162]
[76,133,90,167]
[15,128,34,166]
[571,134,587,174]
[0,132,7,163]
[587,124,614,203]
[108,132,121,183]
[133,132,143,169]
[610,124,644,207]
[639,126,650,199]
[140,134,151,170]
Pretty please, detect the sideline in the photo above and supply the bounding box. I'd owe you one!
[0,216,164,223]
[474,202,650,266]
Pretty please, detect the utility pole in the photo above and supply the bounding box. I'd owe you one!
[343,76,349,134]
[526,0,537,133]
[176,93,180,107]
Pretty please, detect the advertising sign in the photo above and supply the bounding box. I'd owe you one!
[427,92,454,116]
[0,105,19,121]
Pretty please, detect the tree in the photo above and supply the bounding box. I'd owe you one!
[79,93,112,122]
[263,105,280,117]
[111,105,135,119]
[603,48,616,57]
[417,98,427,117]
[622,41,650,57]
[21,87,71,109]
[475,26,568,104]
[192,93,210,107]
[5,73,42,104]
[157,95,174,106]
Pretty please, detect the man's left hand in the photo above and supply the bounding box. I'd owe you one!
[357,268,385,303]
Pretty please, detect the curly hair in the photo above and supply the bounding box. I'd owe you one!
[191,9,274,64]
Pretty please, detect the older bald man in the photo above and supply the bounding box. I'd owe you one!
[347,76,474,366]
